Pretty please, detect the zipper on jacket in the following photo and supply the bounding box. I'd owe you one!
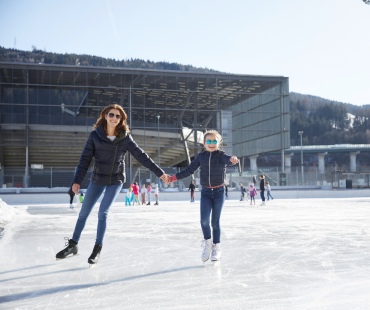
[109,145,118,185]
[208,152,212,187]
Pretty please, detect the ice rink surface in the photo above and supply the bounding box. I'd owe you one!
[1,190,370,309]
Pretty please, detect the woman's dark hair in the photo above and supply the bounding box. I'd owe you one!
[93,104,130,136]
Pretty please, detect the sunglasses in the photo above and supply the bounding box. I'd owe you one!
[107,112,122,120]
[206,139,218,145]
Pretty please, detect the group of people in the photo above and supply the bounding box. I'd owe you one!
[239,175,274,206]
[56,104,238,265]
[125,183,159,206]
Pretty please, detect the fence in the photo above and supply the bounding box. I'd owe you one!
[2,165,370,190]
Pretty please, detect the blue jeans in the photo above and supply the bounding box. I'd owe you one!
[267,191,273,200]
[260,189,265,202]
[72,182,123,245]
[200,186,225,244]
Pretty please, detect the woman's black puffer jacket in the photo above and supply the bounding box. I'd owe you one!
[73,126,164,185]
[175,150,233,187]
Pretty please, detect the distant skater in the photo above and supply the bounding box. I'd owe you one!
[249,184,257,205]
[125,187,133,206]
[169,130,239,262]
[266,182,274,200]
[239,183,245,201]
[132,182,140,205]
[154,184,159,205]
[146,183,152,205]
[141,184,146,205]
[189,180,195,202]
[68,185,75,209]
[259,175,266,206]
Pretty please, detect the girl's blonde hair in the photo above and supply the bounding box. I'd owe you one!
[93,104,130,136]
[203,130,223,149]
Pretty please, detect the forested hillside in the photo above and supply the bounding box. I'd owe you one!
[0,46,218,73]
[1,46,370,149]
[289,92,370,146]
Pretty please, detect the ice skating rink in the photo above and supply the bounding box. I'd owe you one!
[1,190,370,309]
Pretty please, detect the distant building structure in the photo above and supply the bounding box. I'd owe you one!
[0,62,289,187]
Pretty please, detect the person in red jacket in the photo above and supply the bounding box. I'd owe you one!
[131,182,140,205]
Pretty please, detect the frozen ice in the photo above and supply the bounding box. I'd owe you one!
[1,190,370,309]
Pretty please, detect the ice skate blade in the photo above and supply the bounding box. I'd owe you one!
[56,254,79,261]
[203,259,220,264]
[203,260,221,268]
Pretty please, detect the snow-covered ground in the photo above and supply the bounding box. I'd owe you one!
[0,191,370,309]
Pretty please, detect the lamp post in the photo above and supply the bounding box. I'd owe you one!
[298,131,304,185]
[157,115,160,186]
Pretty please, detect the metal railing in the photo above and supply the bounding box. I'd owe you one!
[1,165,370,190]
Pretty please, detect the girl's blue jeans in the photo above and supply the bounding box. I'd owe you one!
[200,186,225,244]
[72,182,123,245]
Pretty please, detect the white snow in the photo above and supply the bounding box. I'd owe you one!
[0,198,16,226]
[0,190,370,309]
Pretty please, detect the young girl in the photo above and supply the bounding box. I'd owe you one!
[140,184,146,205]
[249,184,257,205]
[125,187,133,206]
[169,130,239,262]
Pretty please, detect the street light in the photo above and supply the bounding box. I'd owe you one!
[157,115,160,186]
[298,131,304,185]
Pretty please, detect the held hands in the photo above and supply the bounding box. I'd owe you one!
[169,175,177,183]
[230,156,239,165]
[160,174,171,184]
[159,174,177,184]
[72,183,80,195]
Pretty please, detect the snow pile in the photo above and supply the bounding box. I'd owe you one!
[0,198,16,225]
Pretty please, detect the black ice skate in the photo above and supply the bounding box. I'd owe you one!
[56,238,78,259]
[88,244,102,265]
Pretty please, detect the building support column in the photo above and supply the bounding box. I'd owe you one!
[284,153,294,173]
[318,152,328,174]
[350,151,360,172]
[249,155,258,172]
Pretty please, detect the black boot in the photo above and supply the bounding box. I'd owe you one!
[88,244,102,264]
[56,238,78,259]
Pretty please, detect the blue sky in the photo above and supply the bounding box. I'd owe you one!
[1,0,369,106]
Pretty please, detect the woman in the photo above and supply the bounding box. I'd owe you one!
[56,104,169,264]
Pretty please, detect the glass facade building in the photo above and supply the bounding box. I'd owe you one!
[0,62,289,188]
